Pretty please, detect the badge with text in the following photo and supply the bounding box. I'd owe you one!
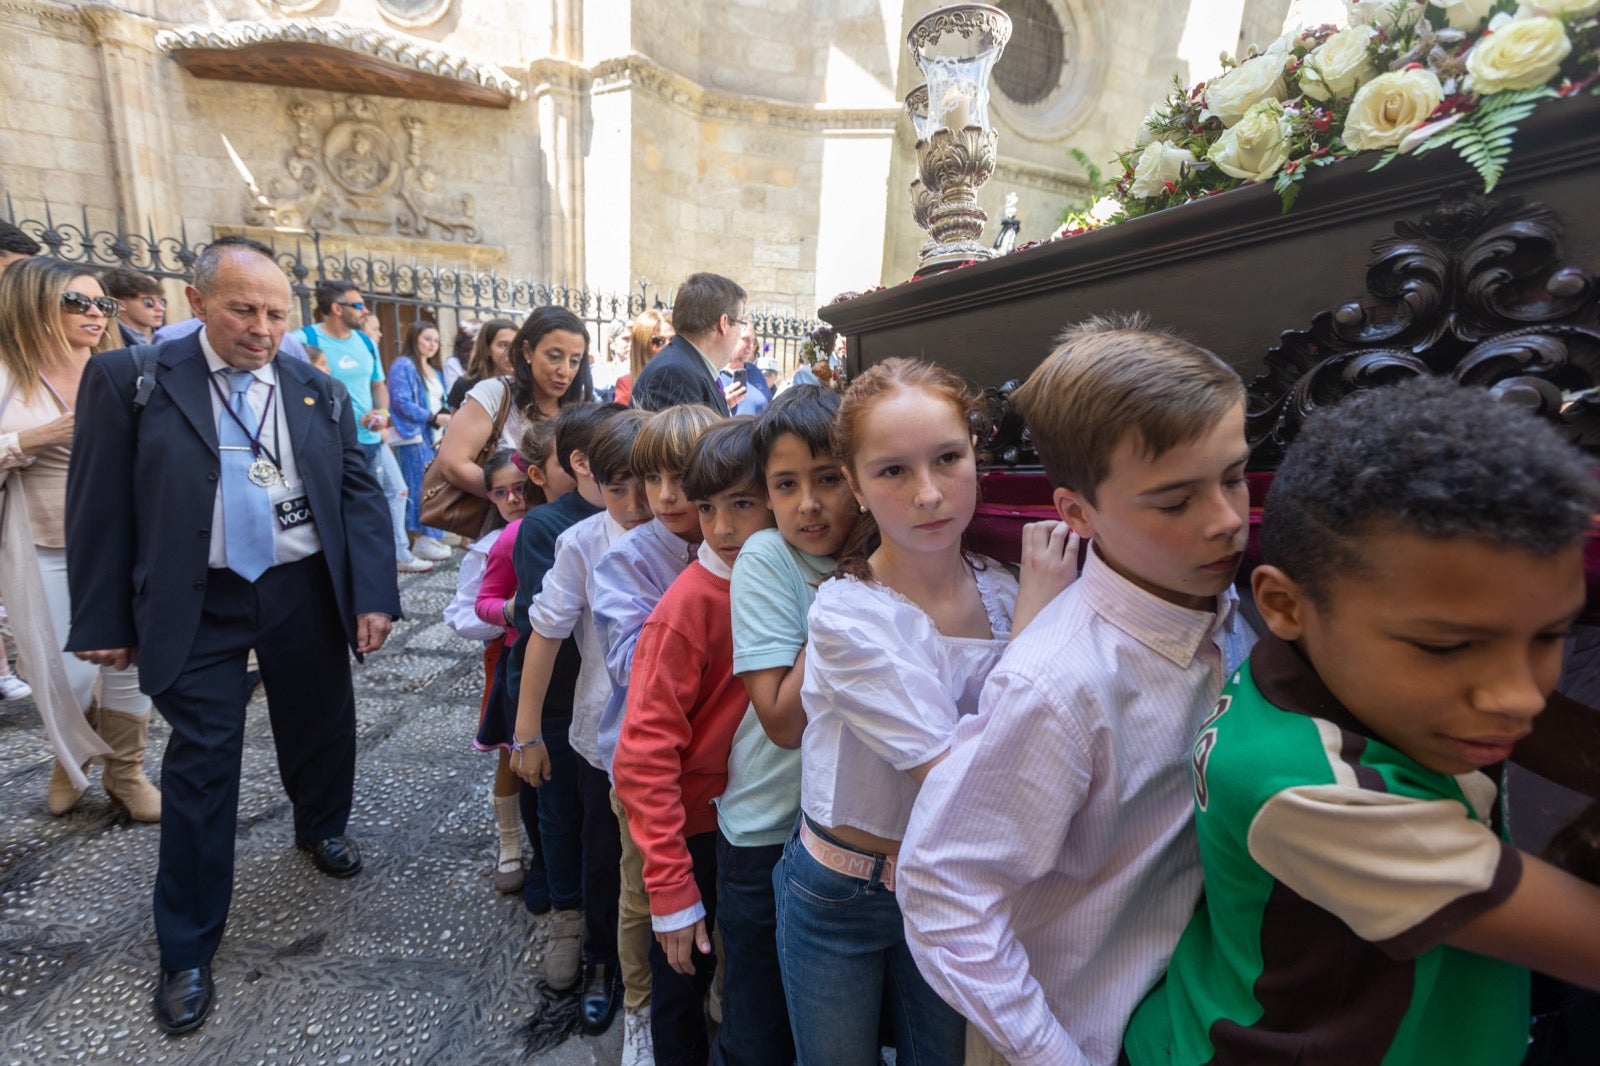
[274,495,313,531]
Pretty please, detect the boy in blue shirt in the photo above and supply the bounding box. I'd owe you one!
[719,385,857,1063]
[1125,379,1600,1064]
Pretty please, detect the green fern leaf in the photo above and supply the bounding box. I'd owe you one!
[1409,87,1557,192]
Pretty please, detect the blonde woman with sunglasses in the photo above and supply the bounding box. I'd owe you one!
[0,257,162,821]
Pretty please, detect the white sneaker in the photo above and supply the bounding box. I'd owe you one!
[0,672,32,701]
[411,537,451,561]
[621,1007,653,1066]
[397,555,434,573]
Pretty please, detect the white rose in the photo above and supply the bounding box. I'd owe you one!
[1517,0,1600,15]
[1342,68,1445,150]
[1203,52,1291,126]
[1208,99,1295,180]
[1128,141,1197,198]
[1088,196,1123,224]
[1300,23,1378,101]
[1466,16,1572,94]
[1430,0,1496,30]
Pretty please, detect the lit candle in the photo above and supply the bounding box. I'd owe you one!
[943,84,970,133]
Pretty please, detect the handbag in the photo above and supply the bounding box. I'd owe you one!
[418,378,513,538]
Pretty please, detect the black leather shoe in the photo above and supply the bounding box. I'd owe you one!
[154,966,213,1035]
[297,835,363,878]
[579,961,620,1034]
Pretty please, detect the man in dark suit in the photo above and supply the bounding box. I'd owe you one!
[64,236,401,1036]
[630,271,748,414]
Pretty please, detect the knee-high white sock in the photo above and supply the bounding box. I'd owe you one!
[494,793,523,866]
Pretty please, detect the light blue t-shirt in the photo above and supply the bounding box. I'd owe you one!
[304,324,382,444]
[721,527,835,847]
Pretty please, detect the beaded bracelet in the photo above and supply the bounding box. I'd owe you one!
[510,734,544,753]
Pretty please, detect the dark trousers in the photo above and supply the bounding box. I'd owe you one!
[713,831,793,1066]
[535,718,584,912]
[649,830,719,1066]
[150,554,356,970]
[578,757,621,968]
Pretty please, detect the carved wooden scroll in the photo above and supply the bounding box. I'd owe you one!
[1246,192,1600,468]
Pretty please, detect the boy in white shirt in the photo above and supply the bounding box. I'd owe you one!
[898,315,1258,1066]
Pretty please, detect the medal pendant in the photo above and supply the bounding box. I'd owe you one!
[247,458,281,487]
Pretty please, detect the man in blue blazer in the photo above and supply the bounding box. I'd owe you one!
[64,236,401,1036]
[629,271,748,415]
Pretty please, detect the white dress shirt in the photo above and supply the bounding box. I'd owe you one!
[202,335,322,569]
[898,547,1257,1066]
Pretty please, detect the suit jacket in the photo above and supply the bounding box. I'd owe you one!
[63,333,401,695]
[629,336,730,415]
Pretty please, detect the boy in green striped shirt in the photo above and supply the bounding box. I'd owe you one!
[1125,379,1600,1065]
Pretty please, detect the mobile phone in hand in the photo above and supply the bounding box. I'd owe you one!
[732,367,747,386]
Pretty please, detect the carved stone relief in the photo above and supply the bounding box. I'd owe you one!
[244,95,481,243]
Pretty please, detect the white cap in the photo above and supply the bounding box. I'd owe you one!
[758,357,778,373]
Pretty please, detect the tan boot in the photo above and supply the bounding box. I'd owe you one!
[46,758,89,815]
[95,707,162,823]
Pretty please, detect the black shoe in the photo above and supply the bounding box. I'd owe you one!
[153,966,213,1035]
[297,835,363,878]
[579,960,620,1034]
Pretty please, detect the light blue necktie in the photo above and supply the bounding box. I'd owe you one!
[220,368,277,581]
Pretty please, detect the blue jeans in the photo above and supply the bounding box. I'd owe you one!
[362,441,410,560]
[714,831,793,1066]
[773,825,964,1066]
[391,440,441,538]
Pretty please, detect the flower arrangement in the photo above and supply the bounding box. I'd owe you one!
[1059,0,1599,234]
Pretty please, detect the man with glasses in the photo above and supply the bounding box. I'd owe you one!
[630,272,749,416]
[102,267,168,346]
[302,281,431,573]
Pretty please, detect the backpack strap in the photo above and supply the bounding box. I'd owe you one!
[130,343,163,414]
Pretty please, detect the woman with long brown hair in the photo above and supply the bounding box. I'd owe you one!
[0,257,161,821]
[612,308,672,407]
[386,320,452,560]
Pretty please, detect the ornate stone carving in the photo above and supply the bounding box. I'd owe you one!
[377,0,454,31]
[243,96,481,243]
[1247,192,1600,466]
[154,18,527,102]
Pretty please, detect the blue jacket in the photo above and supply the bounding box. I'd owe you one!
[386,355,443,443]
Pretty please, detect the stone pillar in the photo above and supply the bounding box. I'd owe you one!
[79,5,184,238]
[528,58,588,286]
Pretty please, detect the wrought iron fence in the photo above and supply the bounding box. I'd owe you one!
[3,199,823,381]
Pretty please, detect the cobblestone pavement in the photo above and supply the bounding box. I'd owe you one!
[0,559,622,1065]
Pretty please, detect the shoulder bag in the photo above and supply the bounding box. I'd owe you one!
[418,378,512,538]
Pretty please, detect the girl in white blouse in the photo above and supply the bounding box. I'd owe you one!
[775,357,1071,1066]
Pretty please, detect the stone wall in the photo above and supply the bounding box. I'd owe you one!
[0,0,1304,316]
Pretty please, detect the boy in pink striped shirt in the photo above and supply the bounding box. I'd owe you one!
[898,314,1258,1066]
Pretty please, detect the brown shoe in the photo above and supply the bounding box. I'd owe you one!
[96,708,162,823]
[544,909,584,991]
[47,758,89,815]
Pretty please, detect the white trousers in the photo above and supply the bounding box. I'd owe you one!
[35,546,150,716]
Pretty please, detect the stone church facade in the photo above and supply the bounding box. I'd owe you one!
[1,0,1290,312]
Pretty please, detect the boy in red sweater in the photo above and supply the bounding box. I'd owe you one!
[614,416,774,1065]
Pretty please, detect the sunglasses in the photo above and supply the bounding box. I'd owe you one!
[649,335,670,348]
[487,483,528,502]
[335,300,366,311]
[61,291,119,317]
[140,296,167,309]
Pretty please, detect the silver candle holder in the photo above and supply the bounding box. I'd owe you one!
[905,4,1012,275]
